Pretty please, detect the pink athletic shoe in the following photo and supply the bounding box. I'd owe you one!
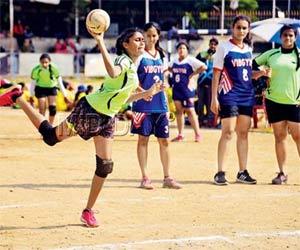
[80,209,99,227]
[0,86,22,106]
[163,177,183,189]
[139,177,154,190]
[195,134,201,142]
[272,172,288,185]
[171,134,184,142]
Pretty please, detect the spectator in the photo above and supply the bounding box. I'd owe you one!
[66,37,76,53]
[24,25,34,39]
[13,19,25,50]
[74,84,87,106]
[85,85,94,95]
[74,36,85,72]
[196,37,219,127]
[54,38,68,53]
[21,38,35,53]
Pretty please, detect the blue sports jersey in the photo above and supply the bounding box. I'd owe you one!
[132,50,168,113]
[213,39,254,106]
[169,55,204,100]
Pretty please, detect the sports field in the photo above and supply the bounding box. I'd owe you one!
[0,107,299,249]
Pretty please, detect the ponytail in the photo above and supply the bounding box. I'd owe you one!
[49,64,54,80]
[295,46,300,71]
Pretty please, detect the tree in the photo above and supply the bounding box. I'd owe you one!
[212,0,258,10]
[236,0,258,10]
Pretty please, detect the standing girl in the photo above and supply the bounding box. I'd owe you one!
[169,41,207,142]
[253,25,300,184]
[211,15,269,185]
[131,22,182,189]
[0,28,163,227]
[30,53,68,125]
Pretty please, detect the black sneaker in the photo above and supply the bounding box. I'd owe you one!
[236,170,257,184]
[214,171,228,185]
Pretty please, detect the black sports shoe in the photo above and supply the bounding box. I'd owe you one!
[236,170,257,184]
[214,171,228,185]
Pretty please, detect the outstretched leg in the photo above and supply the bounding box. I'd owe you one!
[0,85,75,145]
[80,135,113,228]
[16,96,75,144]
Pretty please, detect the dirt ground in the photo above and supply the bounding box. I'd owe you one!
[0,107,299,250]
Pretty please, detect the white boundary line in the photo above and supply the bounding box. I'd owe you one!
[211,192,300,199]
[238,230,300,238]
[0,202,55,210]
[0,191,298,211]
[52,235,233,250]
[0,197,170,210]
[52,230,300,250]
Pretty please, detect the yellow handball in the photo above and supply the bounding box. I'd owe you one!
[86,9,110,35]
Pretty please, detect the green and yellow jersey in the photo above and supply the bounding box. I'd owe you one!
[86,54,139,117]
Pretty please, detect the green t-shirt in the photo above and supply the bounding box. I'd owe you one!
[31,63,60,88]
[86,54,138,117]
[254,48,300,105]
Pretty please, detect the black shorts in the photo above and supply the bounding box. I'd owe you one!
[66,97,115,140]
[219,104,253,119]
[35,86,57,98]
[265,99,300,123]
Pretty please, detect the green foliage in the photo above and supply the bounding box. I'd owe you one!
[212,0,258,10]
[199,12,209,21]
[238,0,259,10]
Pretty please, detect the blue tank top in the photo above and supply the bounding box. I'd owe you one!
[169,55,204,100]
[132,50,168,113]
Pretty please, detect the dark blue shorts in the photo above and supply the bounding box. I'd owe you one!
[131,112,169,138]
[66,97,115,140]
[219,104,253,119]
[265,99,300,123]
[174,98,195,108]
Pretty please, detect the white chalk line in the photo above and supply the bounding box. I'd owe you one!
[1,190,299,210]
[51,230,300,250]
[0,196,170,211]
[238,230,300,238]
[211,191,300,199]
[0,202,56,210]
[52,235,233,250]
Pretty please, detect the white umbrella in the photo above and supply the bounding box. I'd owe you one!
[250,18,300,46]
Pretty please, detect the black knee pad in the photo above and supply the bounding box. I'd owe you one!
[95,155,113,178]
[49,105,56,116]
[38,120,59,146]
